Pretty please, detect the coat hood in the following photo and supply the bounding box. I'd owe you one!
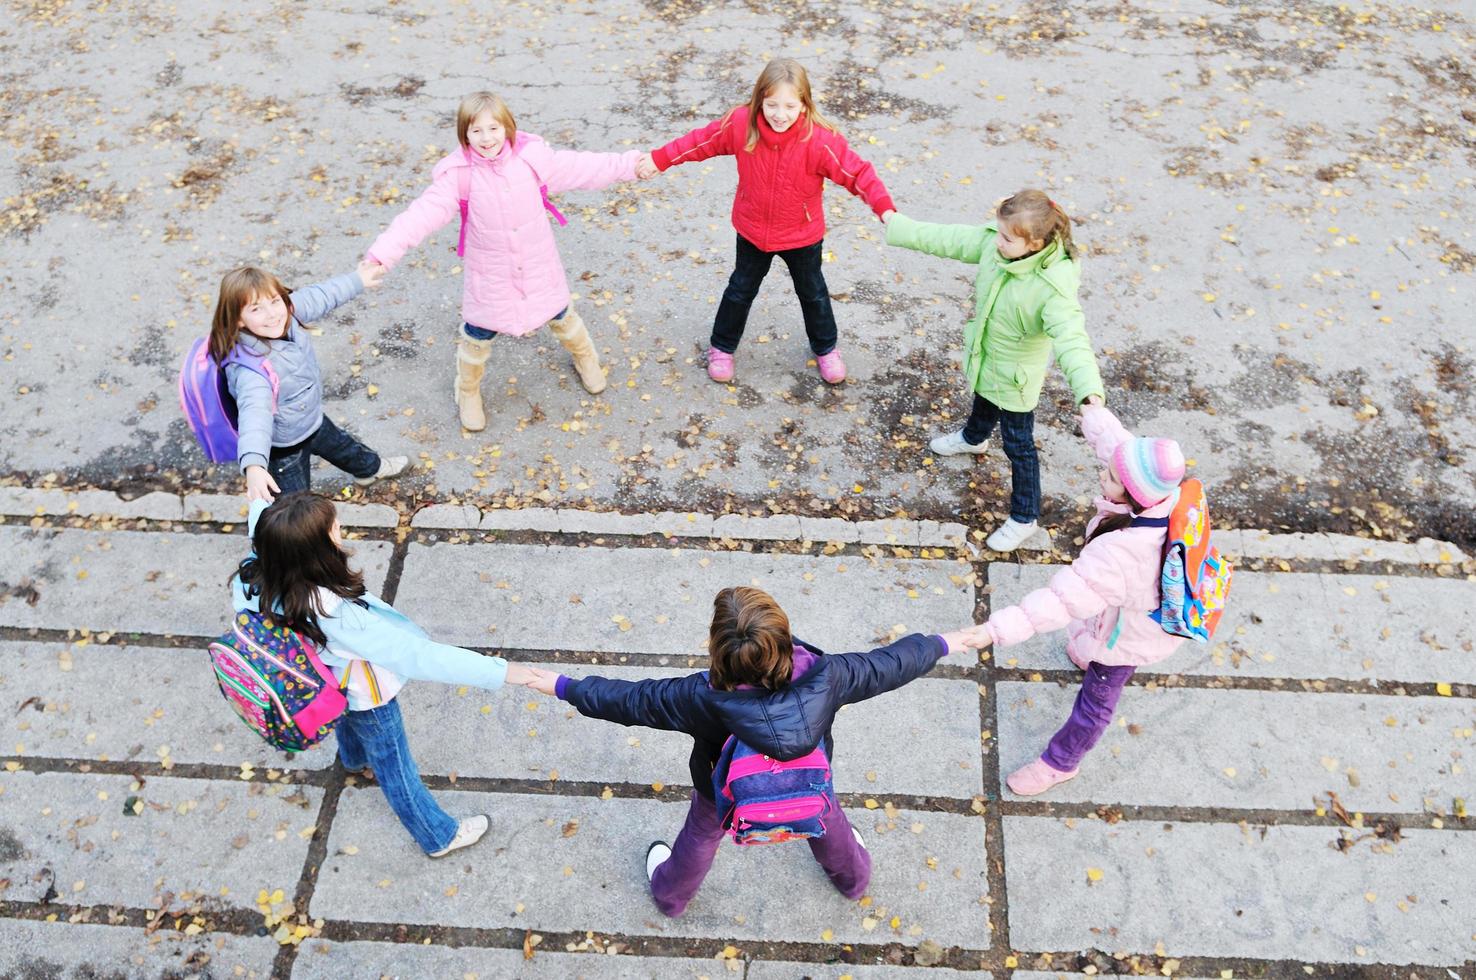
[705,641,832,760]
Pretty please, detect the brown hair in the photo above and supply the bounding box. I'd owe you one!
[456,91,517,151]
[707,586,794,691]
[997,189,1079,261]
[234,492,366,646]
[209,267,294,362]
[744,58,836,152]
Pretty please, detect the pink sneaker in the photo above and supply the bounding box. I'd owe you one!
[1006,758,1079,797]
[815,350,847,384]
[706,347,735,383]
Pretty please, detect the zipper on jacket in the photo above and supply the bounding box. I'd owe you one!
[803,203,812,222]
[214,647,296,727]
[233,624,318,688]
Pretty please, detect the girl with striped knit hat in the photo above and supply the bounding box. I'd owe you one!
[965,404,1189,796]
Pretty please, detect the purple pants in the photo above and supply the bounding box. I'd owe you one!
[650,790,872,917]
[1042,661,1137,772]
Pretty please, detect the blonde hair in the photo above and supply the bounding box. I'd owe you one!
[996,189,1078,261]
[744,58,836,153]
[210,267,294,362]
[456,91,517,151]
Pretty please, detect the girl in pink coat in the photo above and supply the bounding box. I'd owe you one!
[973,404,1188,796]
[366,92,640,431]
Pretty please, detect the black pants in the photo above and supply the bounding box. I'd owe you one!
[710,234,838,356]
[962,394,1040,523]
[268,416,380,494]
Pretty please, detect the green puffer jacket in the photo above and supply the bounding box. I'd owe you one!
[885,214,1104,413]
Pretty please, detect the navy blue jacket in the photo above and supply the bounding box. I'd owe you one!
[559,633,948,799]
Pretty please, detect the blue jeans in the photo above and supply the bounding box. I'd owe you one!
[335,699,457,854]
[962,394,1040,523]
[268,416,380,495]
[710,235,838,356]
[463,307,567,341]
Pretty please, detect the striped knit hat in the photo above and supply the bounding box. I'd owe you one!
[1112,437,1185,508]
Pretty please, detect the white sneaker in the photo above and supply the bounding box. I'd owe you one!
[929,430,989,456]
[429,814,489,858]
[646,841,672,882]
[986,518,1040,553]
[354,455,409,487]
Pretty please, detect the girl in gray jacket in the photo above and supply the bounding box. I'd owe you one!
[209,263,407,501]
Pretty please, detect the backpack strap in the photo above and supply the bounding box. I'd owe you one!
[1130,516,1169,528]
[223,348,281,414]
[455,156,472,258]
[513,140,568,228]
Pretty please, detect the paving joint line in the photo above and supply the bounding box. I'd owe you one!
[973,556,1012,958]
[999,666,1475,700]
[0,897,1465,976]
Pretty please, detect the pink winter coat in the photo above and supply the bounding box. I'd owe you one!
[985,405,1186,668]
[366,134,639,335]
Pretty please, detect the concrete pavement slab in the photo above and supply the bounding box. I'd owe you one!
[1003,816,1476,964]
[1,640,335,771]
[996,681,1476,812]
[0,919,279,980]
[395,542,974,655]
[0,770,322,912]
[180,494,400,528]
[312,790,988,948]
[395,664,982,798]
[987,564,1476,684]
[748,965,978,979]
[0,525,393,636]
[0,487,183,522]
[292,942,721,979]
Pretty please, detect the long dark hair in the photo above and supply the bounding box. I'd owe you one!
[234,493,365,645]
[1084,496,1147,545]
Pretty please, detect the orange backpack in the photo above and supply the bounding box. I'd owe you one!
[1130,479,1233,641]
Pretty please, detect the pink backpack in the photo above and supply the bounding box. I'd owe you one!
[178,338,280,464]
[712,737,834,845]
[454,146,567,258]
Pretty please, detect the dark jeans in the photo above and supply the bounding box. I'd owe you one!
[1042,662,1137,772]
[649,790,871,917]
[463,307,566,341]
[336,699,458,853]
[961,394,1040,523]
[268,415,380,494]
[710,235,838,356]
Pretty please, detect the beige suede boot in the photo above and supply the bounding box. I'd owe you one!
[547,307,606,394]
[454,335,494,431]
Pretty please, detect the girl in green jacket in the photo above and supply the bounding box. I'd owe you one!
[885,190,1105,552]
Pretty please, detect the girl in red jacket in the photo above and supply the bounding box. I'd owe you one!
[637,58,896,385]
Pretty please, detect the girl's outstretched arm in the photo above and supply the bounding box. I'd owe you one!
[819,633,952,706]
[1042,290,1105,406]
[650,109,741,172]
[558,672,710,733]
[884,212,991,264]
[812,133,895,221]
[1080,403,1134,466]
[322,600,509,691]
[289,270,366,324]
[364,162,461,270]
[984,539,1132,648]
[537,140,641,193]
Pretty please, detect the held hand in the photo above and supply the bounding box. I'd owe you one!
[1081,394,1104,409]
[357,259,386,290]
[510,665,561,697]
[635,153,659,180]
[939,626,991,657]
[880,209,896,224]
[503,663,537,689]
[244,465,279,504]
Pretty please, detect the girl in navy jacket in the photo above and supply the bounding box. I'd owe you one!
[522,586,980,917]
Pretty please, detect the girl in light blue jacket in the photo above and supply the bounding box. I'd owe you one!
[232,493,535,856]
[209,263,407,502]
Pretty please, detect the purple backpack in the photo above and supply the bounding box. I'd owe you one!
[178,337,279,464]
[713,737,834,845]
[208,610,346,752]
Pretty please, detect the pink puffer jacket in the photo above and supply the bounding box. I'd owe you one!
[366,134,638,335]
[986,405,1186,668]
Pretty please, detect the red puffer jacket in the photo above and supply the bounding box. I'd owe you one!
[651,106,895,252]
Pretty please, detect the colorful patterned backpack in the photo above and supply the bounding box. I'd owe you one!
[208,611,346,752]
[1132,478,1233,642]
[712,737,834,845]
[178,338,279,464]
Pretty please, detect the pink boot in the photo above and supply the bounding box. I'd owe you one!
[1006,758,1078,797]
[815,350,846,384]
[706,348,735,383]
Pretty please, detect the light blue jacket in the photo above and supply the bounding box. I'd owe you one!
[226,271,364,473]
[231,500,508,699]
